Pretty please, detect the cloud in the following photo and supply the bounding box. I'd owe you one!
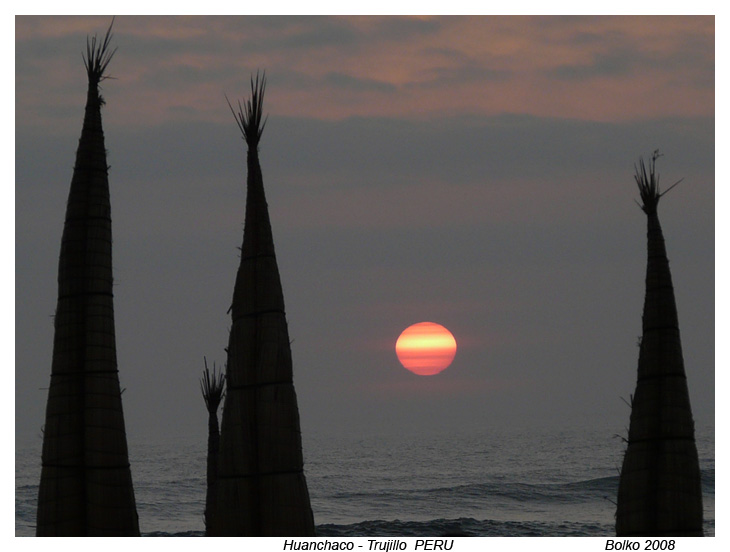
[550,51,636,80]
[15,15,714,128]
[323,71,397,93]
[405,46,512,89]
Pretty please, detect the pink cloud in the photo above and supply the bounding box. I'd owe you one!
[16,15,713,129]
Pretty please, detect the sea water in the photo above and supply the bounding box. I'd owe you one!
[15,425,715,537]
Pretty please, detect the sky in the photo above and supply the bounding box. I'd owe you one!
[15,14,715,449]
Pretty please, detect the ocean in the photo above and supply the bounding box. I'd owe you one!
[15,425,715,537]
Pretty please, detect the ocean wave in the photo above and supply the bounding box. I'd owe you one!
[314,517,613,537]
[327,468,713,507]
[315,515,715,538]
[327,475,621,506]
[138,518,612,537]
[143,530,205,537]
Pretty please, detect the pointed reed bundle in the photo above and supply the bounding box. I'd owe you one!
[36,19,140,536]
[209,72,315,536]
[616,151,703,537]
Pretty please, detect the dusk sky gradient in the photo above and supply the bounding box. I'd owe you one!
[15,14,714,450]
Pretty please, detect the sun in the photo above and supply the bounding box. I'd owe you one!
[395,322,457,376]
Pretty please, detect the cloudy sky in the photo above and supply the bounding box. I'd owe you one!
[15,15,714,448]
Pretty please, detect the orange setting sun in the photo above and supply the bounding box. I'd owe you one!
[395,322,457,376]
